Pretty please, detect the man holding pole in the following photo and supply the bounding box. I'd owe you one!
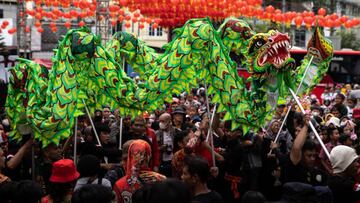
[281,113,327,186]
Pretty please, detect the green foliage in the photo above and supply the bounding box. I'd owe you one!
[336,30,360,50]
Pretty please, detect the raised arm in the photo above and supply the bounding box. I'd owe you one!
[290,113,310,165]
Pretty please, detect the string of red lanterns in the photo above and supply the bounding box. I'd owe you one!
[3,0,360,35]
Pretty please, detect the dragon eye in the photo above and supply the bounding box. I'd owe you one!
[255,41,263,48]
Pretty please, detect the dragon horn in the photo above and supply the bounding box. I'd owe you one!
[307,27,334,61]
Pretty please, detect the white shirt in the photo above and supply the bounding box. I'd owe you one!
[74,177,112,191]
[162,131,173,161]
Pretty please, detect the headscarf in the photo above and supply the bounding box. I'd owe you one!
[266,119,293,154]
[125,140,152,191]
[266,119,281,140]
[126,140,151,178]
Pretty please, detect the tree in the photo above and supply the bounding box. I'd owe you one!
[336,30,360,50]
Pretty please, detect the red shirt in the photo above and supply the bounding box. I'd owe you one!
[146,128,160,169]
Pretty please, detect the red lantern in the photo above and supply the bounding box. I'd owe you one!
[79,0,88,9]
[125,15,131,21]
[51,27,57,33]
[119,0,127,6]
[340,16,348,24]
[134,12,140,18]
[265,5,275,13]
[318,8,326,16]
[79,12,87,18]
[70,10,78,18]
[109,5,120,13]
[330,13,338,21]
[7,28,17,34]
[334,19,341,27]
[304,16,314,26]
[78,21,85,27]
[1,20,9,29]
[325,19,334,27]
[139,23,144,29]
[125,22,131,28]
[34,21,42,28]
[90,4,97,11]
[118,15,124,22]
[26,9,36,16]
[37,27,44,33]
[274,13,283,23]
[64,21,71,29]
[152,23,158,29]
[344,20,353,29]
[63,12,71,19]
[294,16,303,27]
[132,17,138,23]
[111,19,117,26]
[145,18,152,24]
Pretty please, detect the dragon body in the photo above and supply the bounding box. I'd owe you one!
[6,18,333,146]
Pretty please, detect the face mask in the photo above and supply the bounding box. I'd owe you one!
[312,112,319,117]
[159,122,167,130]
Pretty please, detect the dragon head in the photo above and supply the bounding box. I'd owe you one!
[246,30,296,78]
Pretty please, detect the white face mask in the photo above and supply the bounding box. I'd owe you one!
[159,122,167,130]
[312,112,319,117]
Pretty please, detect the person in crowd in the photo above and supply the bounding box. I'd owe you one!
[334,93,348,118]
[339,134,353,147]
[182,156,224,203]
[109,114,132,147]
[321,85,334,102]
[346,97,357,118]
[220,120,244,203]
[172,129,192,178]
[281,113,327,186]
[325,116,340,128]
[328,145,360,203]
[102,106,112,123]
[113,140,166,203]
[95,123,122,163]
[75,155,111,191]
[265,119,293,156]
[156,113,176,177]
[130,116,160,171]
[93,109,103,124]
[240,191,266,203]
[0,180,43,203]
[144,115,160,172]
[3,137,33,181]
[38,143,63,194]
[187,105,202,125]
[273,104,286,120]
[172,106,188,132]
[0,146,10,184]
[132,179,192,203]
[104,140,133,186]
[330,106,342,119]
[319,127,340,175]
[72,184,115,203]
[42,159,80,203]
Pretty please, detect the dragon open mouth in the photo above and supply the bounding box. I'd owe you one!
[258,32,292,68]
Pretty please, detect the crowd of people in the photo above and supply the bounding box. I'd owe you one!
[1,83,360,203]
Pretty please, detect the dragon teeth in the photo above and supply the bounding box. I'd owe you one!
[262,54,268,63]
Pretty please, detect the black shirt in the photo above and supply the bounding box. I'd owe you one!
[192,191,224,203]
[328,175,360,203]
[281,155,327,186]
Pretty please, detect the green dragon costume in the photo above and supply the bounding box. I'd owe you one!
[6,17,333,146]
